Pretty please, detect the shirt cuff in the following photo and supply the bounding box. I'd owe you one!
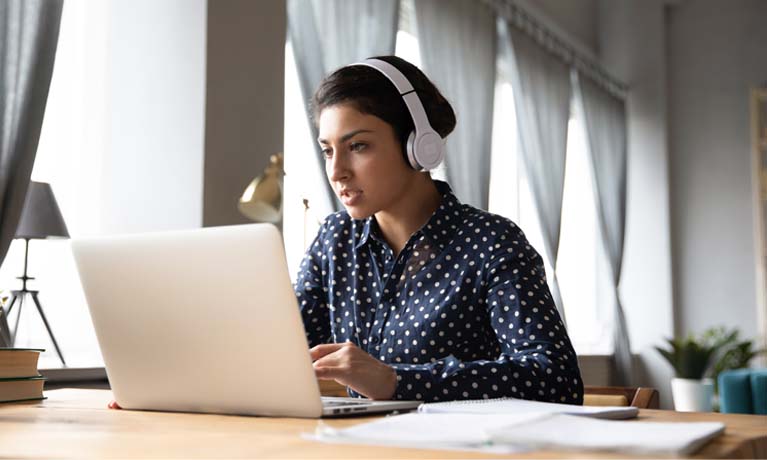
[390,363,434,401]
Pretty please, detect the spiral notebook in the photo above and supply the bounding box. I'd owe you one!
[418,397,638,420]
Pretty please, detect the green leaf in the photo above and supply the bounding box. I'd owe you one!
[654,326,761,380]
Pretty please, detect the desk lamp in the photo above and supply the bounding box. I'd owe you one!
[238,153,284,224]
[5,181,68,365]
[238,153,320,248]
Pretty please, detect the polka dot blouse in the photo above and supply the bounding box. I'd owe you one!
[294,181,583,404]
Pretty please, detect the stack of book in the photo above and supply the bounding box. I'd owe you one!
[0,348,46,403]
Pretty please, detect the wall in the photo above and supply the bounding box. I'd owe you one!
[203,0,286,227]
[107,0,287,229]
[668,0,767,340]
[596,0,767,407]
[104,0,206,233]
[514,0,599,60]
[515,0,599,54]
[0,0,208,368]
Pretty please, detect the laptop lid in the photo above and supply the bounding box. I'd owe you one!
[72,224,325,418]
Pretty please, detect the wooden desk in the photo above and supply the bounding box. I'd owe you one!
[1,389,765,459]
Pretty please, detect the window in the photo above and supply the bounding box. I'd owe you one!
[0,0,107,369]
[283,16,612,354]
[282,10,427,279]
[283,40,328,279]
[557,113,613,354]
[0,0,207,369]
[489,78,612,355]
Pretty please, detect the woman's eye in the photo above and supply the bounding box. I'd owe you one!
[350,142,367,152]
[321,147,333,158]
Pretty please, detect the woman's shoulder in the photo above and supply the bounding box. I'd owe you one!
[453,204,541,263]
[314,210,365,246]
[458,203,527,242]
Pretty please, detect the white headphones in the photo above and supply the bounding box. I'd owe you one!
[352,58,446,171]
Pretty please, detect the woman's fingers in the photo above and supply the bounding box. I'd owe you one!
[312,348,350,375]
[309,342,351,361]
[310,343,397,400]
[313,363,344,380]
[312,352,341,369]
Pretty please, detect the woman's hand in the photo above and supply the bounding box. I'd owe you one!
[310,342,397,400]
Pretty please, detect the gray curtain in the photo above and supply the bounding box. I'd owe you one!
[0,0,64,346]
[498,20,570,324]
[287,0,399,216]
[575,72,632,385]
[414,0,495,210]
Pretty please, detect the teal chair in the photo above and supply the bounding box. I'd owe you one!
[718,368,767,414]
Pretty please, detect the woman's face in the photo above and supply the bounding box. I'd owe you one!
[318,104,416,220]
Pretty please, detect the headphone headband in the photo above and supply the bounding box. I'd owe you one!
[351,58,445,171]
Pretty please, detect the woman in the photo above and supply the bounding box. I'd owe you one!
[295,55,583,404]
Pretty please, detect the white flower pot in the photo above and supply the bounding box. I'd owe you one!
[671,377,714,412]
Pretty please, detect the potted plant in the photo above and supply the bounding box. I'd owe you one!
[709,331,765,387]
[655,327,764,412]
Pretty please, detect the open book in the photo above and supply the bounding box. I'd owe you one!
[418,397,638,420]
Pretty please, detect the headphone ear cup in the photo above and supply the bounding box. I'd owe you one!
[406,131,421,170]
[414,132,445,171]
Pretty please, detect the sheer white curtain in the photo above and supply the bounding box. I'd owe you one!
[0,0,63,346]
[0,0,63,277]
[414,0,495,210]
[575,72,632,384]
[313,0,399,71]
[498,20,571,323]
[286,0,399,217]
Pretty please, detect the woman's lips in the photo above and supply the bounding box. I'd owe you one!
[339,189,362,206]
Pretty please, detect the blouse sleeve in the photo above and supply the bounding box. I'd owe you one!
[389,228,584,404]
[293,222,331,348]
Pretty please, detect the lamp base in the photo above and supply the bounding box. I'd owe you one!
[5,289,66,366]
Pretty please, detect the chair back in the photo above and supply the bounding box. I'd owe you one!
[719,368,767,414]
[584,386,659,409]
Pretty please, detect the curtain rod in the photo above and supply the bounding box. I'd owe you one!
[482,0,628,100]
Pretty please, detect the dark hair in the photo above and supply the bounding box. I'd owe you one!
[311,56,456,154]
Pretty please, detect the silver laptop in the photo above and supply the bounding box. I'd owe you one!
[71,223,421,418]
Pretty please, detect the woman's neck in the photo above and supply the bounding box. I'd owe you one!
[375,175,442,257]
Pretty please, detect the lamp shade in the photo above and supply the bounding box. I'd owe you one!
[15,181,69,239]
[238,153,284,223]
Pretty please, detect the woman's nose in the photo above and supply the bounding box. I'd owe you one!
[327,152,350,182]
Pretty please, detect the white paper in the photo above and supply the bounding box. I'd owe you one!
[488,413,726,456]
[309,412,545,453]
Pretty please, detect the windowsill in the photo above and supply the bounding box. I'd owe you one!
[41,367,107,384]
[578,354,613,386]
[40,367,109,391]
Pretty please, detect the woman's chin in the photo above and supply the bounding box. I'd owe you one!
[344,206,373,220]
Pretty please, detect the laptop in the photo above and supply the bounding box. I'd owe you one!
[71,223,421,418]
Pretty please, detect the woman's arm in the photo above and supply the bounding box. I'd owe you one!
[293,224,332,347]
[386,235,584,404]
